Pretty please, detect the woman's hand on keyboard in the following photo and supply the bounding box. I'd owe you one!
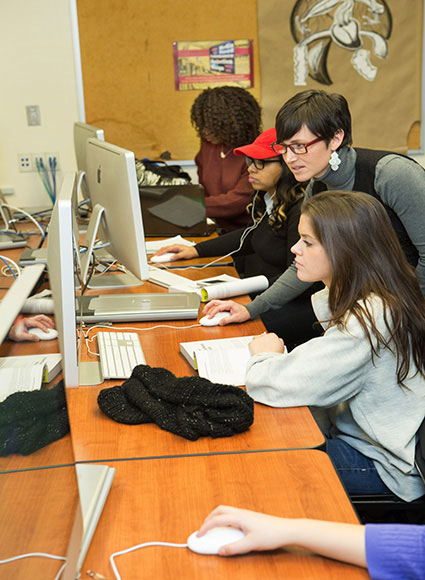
[152,244,198,261]
[202,300,250,325]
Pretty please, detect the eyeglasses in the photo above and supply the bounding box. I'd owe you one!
[245,156,282,170]
[271,137,323,155]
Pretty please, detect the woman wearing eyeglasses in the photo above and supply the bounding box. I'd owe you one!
[202,90,425,346]
[153,129,311,297]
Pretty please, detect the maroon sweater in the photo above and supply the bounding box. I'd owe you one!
[195,140,253,232]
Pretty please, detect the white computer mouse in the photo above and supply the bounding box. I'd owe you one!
[187,527,245,555]
[27,327,59,341]
[150,252,176,263]
[199,311,231,327]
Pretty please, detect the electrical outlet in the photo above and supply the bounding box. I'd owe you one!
[26,105,41,126]
[18,154,32,172]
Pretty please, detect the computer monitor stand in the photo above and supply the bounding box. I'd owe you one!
[80,204,143,289]
[79,361,103,386]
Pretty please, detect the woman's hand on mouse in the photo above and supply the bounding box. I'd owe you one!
[8,314,55,342]
[249,332,285,355]
[196,505,298,555]
[202,300,250,324]
[197,505,367,567]
[152,244,198,261]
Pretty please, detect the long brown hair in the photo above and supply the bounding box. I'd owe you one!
[302,190,425,386]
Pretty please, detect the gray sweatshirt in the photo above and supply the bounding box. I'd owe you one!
[246,288,425,501]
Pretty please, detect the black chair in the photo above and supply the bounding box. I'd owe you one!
[351,417,425,524]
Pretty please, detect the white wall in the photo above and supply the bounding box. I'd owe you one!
[0,0,80,207]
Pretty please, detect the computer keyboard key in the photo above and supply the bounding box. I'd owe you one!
[97,331,146,380]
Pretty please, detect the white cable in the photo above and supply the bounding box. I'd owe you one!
[93,260,118,277]
[158,191,268,272]
[79,323,202,357]
[83,323,202,337]
[0,552,66,580]
[0,254,21,277]
[76,169,85,196]
[110,541,187,580]
[1,203,45,240]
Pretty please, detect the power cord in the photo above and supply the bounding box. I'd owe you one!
[80,322,202,357]
[35,157,57,204]
[0,255,21,278]
[152,191,268,272]
[110,541,187,580]
[0,203,46,247]
[0,552,66,580]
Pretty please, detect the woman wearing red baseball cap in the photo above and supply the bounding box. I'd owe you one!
[153,128,304,284]
[152,129,321,347]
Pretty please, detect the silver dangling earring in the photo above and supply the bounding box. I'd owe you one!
[329,150,341,171]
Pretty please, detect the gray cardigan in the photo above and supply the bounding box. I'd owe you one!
[246,147,425,319]
[246,288,425,501]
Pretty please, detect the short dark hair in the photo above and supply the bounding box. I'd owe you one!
[275,90,352,148]
[191,86,261,150]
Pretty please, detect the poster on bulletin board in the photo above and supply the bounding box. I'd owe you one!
[173,39,254,90]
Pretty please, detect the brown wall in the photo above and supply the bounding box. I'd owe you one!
[77,0,260,161]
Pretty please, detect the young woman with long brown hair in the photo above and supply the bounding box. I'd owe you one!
[246,190,425,501]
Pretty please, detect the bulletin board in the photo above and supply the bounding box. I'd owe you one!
[76,0,260,161]
[257,0,423,152]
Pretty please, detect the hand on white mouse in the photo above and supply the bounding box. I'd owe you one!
[196,505,300,556]
[196,505,368,568]
[202,300,250,325]
[151,244,198,262]
[8,315,55,342]
[199,311,231,326]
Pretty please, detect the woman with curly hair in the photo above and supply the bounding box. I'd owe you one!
[190,86,261,232]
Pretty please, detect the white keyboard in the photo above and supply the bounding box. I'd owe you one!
[97,331,146,380]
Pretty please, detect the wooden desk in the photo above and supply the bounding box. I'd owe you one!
[0,252,67,473]
[0,465,79,580]
[0,433,74,473]
[68,265,324,462]
[81,450,369,580]
[0,336,68,473]
[68,384,324,463]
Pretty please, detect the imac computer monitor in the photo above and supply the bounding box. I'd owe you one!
[81,138,149,289]
[47,172,79,387]
[47,172,102,387]
[73,122,105,202]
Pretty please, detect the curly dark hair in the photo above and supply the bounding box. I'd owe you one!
[191,86,262,150]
